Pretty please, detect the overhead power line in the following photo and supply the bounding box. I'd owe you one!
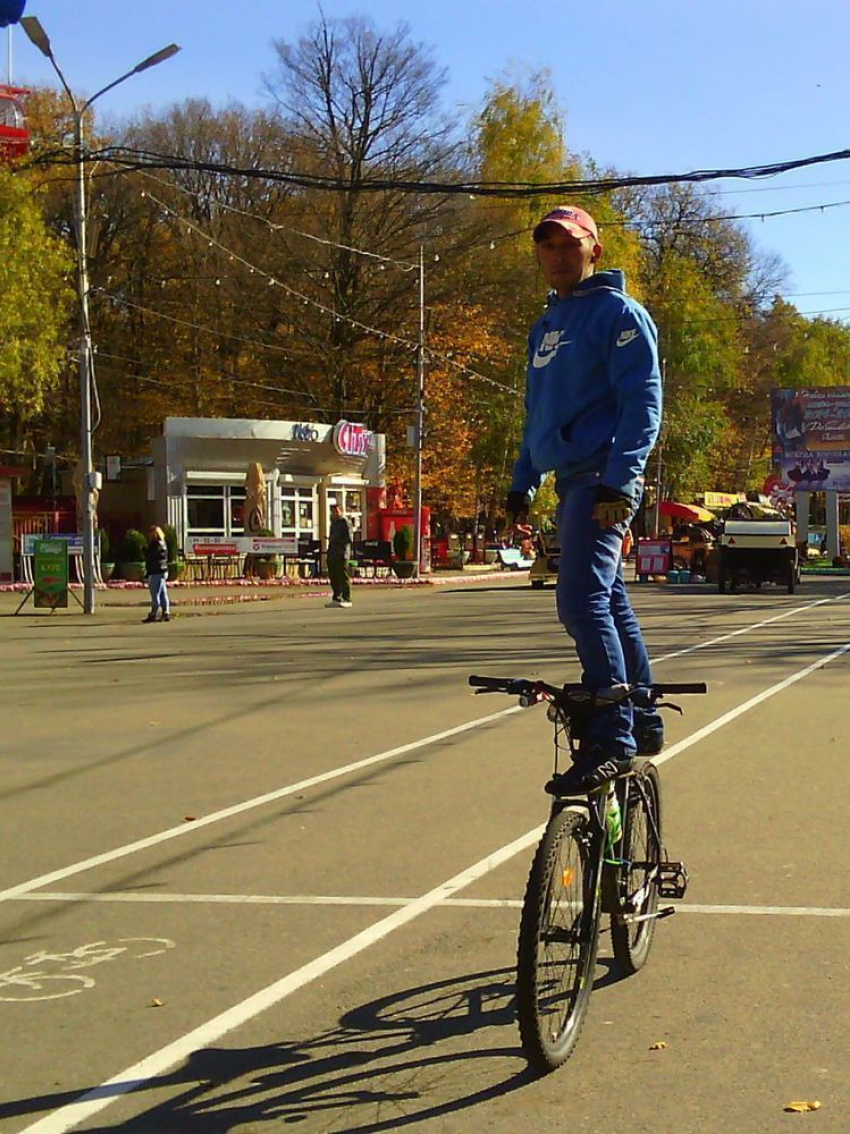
[136,189,520,397]
[28,142,850,198]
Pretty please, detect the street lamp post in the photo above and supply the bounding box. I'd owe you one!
[412,245,426,579]
[653,357,667,537]
[21,16,179,613]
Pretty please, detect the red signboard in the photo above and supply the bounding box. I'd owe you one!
[333,420,373,457]
[636,538,672,579]
[191,542,239,556]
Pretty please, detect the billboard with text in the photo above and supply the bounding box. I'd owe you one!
[772,388,850,492]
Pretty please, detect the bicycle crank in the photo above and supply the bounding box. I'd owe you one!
[623,905,677,925]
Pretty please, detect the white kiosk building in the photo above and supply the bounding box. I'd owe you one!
[149,417,385,552]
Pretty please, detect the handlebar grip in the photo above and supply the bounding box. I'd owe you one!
[653,682,708,694]
[469,675,511,690]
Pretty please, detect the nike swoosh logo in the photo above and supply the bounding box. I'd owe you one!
[616,329,638,348]
[531,337,574,368]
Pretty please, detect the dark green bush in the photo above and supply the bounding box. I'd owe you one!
[162,523,180,563]
[118,528,147,563]
[393,525,415,561]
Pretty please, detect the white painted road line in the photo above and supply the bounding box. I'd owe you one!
[17,632,850,1133]
[654,638,850,768]
[13,891,850,918]
[653,590,850,663]
[4,594,844,909]
[3,594,847,911]
[0,704,521,904]
[17,826,546,1134]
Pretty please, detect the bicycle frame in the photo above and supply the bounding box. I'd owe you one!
[470,670,705,1072]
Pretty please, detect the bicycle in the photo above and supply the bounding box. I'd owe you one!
[468,673,707,1074]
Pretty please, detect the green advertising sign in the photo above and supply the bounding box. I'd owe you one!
[34,538,69,609]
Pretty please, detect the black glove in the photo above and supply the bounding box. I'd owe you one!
[505,491,531,524]
[593,485,633,528]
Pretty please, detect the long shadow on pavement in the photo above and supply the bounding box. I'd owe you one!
[0,961,625,1131]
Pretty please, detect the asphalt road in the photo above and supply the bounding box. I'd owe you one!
[1,577,849,1133]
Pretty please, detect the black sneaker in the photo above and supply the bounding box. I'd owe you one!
[142,614,157,624]
[635,729,664,756]
[545,749,633,796]
[161,613,170,622]
[634,708,665,756]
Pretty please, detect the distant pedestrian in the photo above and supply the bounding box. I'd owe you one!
[326,504,353,608]
[143,525,170,623]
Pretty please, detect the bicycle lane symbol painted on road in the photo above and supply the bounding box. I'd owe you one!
[0,938,175,1002]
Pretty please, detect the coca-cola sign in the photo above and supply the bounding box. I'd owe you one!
[333,420,373,457]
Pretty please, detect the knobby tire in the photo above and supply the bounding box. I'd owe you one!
[516,806,600,1073]
[610,763,663,974]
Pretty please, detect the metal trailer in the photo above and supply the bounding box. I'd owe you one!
[718,518,799,594]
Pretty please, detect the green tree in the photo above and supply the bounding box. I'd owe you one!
[0,170,73,450]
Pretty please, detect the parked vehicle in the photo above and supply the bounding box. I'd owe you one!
[529,531,560,589]
[718,514,798,594]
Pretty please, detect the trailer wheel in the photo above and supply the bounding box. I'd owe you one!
[786,561,796,594]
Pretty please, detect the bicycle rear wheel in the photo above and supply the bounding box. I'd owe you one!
[516,806,600,1073]
[611,762,662,974]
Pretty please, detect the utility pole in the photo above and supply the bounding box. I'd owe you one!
[21,17,179,612]
[653,357,667,537]
[412,245,426,578]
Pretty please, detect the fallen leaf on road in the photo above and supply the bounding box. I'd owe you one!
[183,815,197,822]
[150,998,164,1008]
[784,1101,821,1113]
[649,1041,667,1050]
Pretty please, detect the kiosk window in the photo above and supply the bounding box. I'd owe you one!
[280,486,315,537]
[187,485,248,538]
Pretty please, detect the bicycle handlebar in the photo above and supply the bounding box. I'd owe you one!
[652,682,707,695]
[468,675,707,701]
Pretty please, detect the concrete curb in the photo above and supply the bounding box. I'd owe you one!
[0,569,530,610]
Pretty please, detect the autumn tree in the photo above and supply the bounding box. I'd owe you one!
[0,169,73,454]
[264,13,461,426]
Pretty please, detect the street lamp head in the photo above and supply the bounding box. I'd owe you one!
[20,14,53,58]
[134,43,181,73]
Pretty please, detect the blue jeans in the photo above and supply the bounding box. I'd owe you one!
[148,573,170,615]
[555,475,656,758]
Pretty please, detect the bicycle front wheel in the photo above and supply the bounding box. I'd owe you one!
[611,762,662,974]
[516,806,600,1073]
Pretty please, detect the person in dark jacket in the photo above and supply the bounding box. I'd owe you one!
[143,525,170,623]
[326,504,353,607]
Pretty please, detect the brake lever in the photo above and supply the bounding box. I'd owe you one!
[654,699,684,716]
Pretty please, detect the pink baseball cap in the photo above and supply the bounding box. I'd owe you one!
[533,205,599,243]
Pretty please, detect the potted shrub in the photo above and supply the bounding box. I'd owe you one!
[117,528,147,582]
[163,523,184,581]
[98,528,115,581]
[250,527,280,580]
[392,525,417,579]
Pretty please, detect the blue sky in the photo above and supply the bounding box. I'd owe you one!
[8,0,850,326]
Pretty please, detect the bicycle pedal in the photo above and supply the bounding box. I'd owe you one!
[657,861,689,899]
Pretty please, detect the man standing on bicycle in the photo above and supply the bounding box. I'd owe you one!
[506,205,664,794]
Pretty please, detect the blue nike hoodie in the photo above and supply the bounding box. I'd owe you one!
[510,269,661,503]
